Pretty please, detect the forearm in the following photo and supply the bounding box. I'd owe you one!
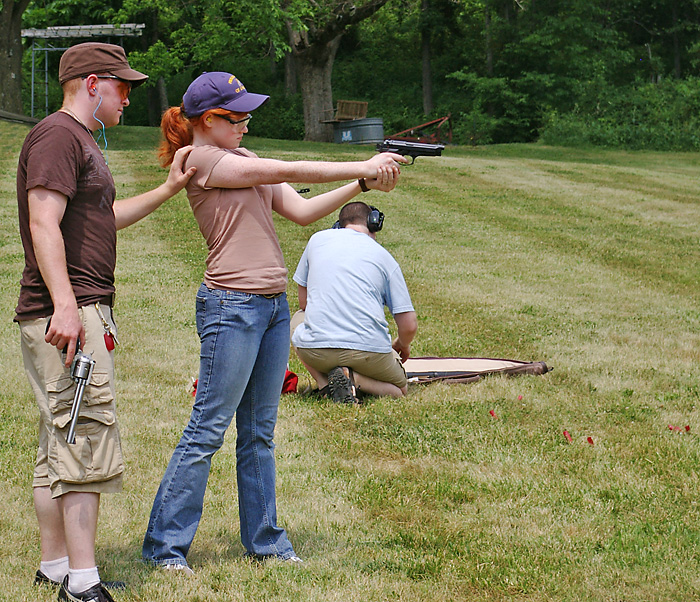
[31,219,85,363]
[285,181,364,226]
[281,160,388,183]
[298,285,308,310]
[31,222,77,312]
[115,145,196,230]
[113,183,175,230]
[226,159,380,189]
[396,322,417,347]
[394,311,418,357]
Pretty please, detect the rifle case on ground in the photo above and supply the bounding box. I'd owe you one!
[404,357,550,384]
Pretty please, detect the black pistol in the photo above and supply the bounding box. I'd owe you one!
[376,139,445,164]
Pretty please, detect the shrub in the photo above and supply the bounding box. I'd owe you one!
[540,78,700,150]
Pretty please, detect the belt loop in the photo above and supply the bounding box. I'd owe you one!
[97,293,116,307]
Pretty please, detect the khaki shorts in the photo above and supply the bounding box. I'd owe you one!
[291,311,407,388]
[20,304,124,497]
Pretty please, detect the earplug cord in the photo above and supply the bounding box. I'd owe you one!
[92,93,108,165]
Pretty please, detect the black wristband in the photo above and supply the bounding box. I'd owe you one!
[358,178,369,193]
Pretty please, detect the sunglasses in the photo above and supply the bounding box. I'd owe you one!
[95,75,132,99]
[216,113,252,128]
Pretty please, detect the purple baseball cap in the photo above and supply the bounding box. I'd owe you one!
[182,72,269,117]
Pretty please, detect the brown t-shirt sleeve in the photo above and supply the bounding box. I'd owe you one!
[24,122,85,200]
[187,145,231,190]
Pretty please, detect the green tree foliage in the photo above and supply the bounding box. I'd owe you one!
[13,0,700,148]
[540,77,700,150]
[19,0,124,117]
[19,0,304,126]
[336,0,700,147]
[111,0,302,125]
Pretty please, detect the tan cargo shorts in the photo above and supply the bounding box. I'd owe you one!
[291,310,407,388]
[20,304,124,497]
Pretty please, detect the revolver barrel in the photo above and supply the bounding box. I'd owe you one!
[66,352,96,445]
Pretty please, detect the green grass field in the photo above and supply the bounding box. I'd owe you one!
[0,120,698,602]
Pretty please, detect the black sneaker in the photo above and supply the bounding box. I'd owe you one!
[58,577,117,602]
[327,367,359,404]
[35,570,125,592]
[300,384,330,398]
[34,570,61,587]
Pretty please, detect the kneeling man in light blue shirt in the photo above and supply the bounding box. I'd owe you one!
[291,201,417,402]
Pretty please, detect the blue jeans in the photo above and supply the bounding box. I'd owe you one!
[142,284,296,565]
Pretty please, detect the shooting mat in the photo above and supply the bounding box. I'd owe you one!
[404,357,550,384]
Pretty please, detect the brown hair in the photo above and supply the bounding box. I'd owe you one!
[338,202,372,228]
[158,105,232,166]
[61,78,82,101]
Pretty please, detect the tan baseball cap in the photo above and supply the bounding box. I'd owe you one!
[59,42,148,87]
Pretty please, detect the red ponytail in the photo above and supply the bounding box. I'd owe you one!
[158,106,193,167]
[158,106,241,166]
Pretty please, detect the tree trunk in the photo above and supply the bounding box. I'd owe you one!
[285,51,297,95]
[146,76,169,126]
[1,0,33,113]
[143,9,170,126]
[286,0,391,141]
[293,35,341,142]
[421,0,433,116]
[484,7,494,77]
[157,76,169,114]
[484,7,495,118]
[671,1,681,78]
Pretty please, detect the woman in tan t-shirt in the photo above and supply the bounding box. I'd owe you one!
[142,71,406,572]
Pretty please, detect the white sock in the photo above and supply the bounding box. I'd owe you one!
[40,556,69,582]
[68,567,100,594]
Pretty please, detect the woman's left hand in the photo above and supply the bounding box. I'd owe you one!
[365,167,399,193]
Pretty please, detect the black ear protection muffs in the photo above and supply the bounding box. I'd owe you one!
[332,205,385,231]
[367,206,384,233]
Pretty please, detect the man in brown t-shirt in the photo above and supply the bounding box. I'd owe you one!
[16,42,195,601]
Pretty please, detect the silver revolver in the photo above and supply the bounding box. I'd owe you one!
[66,349,96,445]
